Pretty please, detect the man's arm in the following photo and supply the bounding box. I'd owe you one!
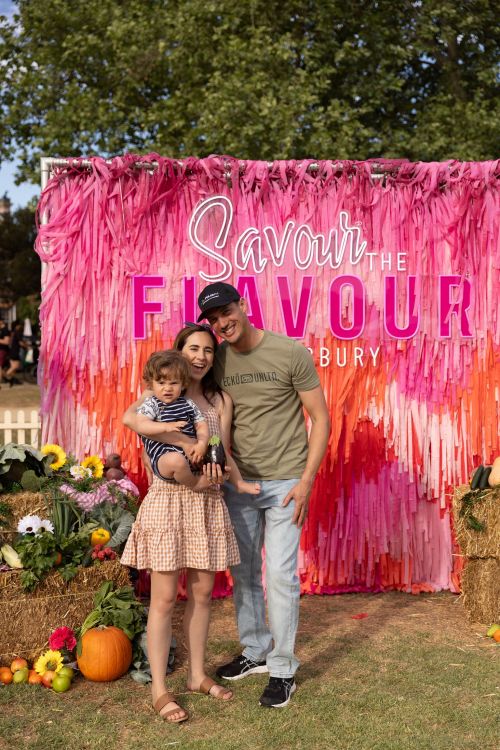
[282,386,331,527]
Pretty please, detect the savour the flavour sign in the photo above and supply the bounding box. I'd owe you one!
[36,156,500,595]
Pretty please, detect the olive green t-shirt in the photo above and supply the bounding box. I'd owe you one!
[214,331,320,480]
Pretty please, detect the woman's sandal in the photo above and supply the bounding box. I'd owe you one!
[188,676,233,700]
[153,692,189,723]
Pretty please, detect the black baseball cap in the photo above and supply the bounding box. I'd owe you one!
[197,282,241,321]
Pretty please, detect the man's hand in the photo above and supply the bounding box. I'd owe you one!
[282,478,314,527]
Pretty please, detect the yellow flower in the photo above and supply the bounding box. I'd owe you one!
[41,444,67,471]
[34,649,63,675]
[82,455,104,478]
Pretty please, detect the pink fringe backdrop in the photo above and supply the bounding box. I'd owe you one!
[35,156,500,596]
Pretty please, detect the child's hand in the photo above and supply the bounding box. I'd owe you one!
[190,440,208,465]
[166,420,188,433]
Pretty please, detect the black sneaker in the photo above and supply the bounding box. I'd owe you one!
[216,654,268,681]
[259,677,296,708]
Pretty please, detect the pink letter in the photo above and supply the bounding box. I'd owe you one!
[384,275,419,339]
[133,275,164,339]
[439,276,473,338]
[183,276,197,324]
[277,275,314,338]
[329,275,365,340]
[236,276,265,329]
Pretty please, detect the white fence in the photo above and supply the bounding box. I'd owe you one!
[0,410,41,448]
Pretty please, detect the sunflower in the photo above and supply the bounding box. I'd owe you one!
[34,649,63,675]
[41,443,67,471]
[82,455,104,479]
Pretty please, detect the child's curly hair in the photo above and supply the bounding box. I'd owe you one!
[142,350,191,390]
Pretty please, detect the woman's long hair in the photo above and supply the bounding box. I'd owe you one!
[173,324,222,406]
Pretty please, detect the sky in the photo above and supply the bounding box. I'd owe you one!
[0,0,13,16]
[0,159,41,210]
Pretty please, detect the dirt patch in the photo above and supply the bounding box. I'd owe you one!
[163,590,493,676]
[0,382,40,415]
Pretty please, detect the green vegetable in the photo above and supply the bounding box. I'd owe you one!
[0,443,51,492]
[0,543,23,568]
[48,490,84,537]
[87,501,135,549]
[77,581,146,655]
[16,523,96,591]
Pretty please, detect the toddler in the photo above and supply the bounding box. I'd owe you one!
[135,350,211,491]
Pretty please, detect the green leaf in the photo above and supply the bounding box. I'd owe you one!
[94,580,114,606]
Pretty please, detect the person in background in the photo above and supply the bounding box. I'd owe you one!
[0,321,9,386]
[198,282,331,709]
[4,320,24,387]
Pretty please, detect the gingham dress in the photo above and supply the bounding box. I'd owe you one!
[120,407,240,571]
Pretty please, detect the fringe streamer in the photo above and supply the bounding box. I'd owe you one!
[35,156,500,595]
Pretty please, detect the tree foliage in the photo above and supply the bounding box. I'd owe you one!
[0,0,498,181]
[0,203,40,299]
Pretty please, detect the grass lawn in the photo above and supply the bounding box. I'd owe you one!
[0,591,498,750]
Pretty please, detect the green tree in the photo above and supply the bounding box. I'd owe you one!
[0,202,40,300]
[0,0,498,182]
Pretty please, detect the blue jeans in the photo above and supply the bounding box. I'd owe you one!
[224,479,302,678]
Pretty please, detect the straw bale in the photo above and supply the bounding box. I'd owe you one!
[0,491,47,541]
[452,484,500,558]
[460,558,500,624]
[0,560,130,665]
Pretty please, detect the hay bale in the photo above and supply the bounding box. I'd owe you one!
[0,560,131,666]
[452,484,500,558]
[1,491,48,542]
[0,491,46,527]
[460,558,500,624]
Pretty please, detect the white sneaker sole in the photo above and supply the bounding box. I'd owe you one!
[219,664,269,681]
[260,681,297,708]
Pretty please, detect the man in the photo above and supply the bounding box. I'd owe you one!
[197,281,330,708]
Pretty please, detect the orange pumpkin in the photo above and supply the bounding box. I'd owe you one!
[77,626,132,681]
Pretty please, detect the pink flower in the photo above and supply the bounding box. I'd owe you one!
[49,626,77,652]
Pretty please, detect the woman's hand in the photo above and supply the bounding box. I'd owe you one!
[202,462,229,484]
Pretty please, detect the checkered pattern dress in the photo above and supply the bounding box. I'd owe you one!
[121,407,240,572]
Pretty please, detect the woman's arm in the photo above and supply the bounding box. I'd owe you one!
[122,392,195,447]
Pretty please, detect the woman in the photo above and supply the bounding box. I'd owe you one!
[121,324,256,723]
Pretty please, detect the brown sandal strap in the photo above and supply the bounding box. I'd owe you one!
[199,677,217,694]
[154,692,188,722]
[154,692,176,712]
[199,677,232,699]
